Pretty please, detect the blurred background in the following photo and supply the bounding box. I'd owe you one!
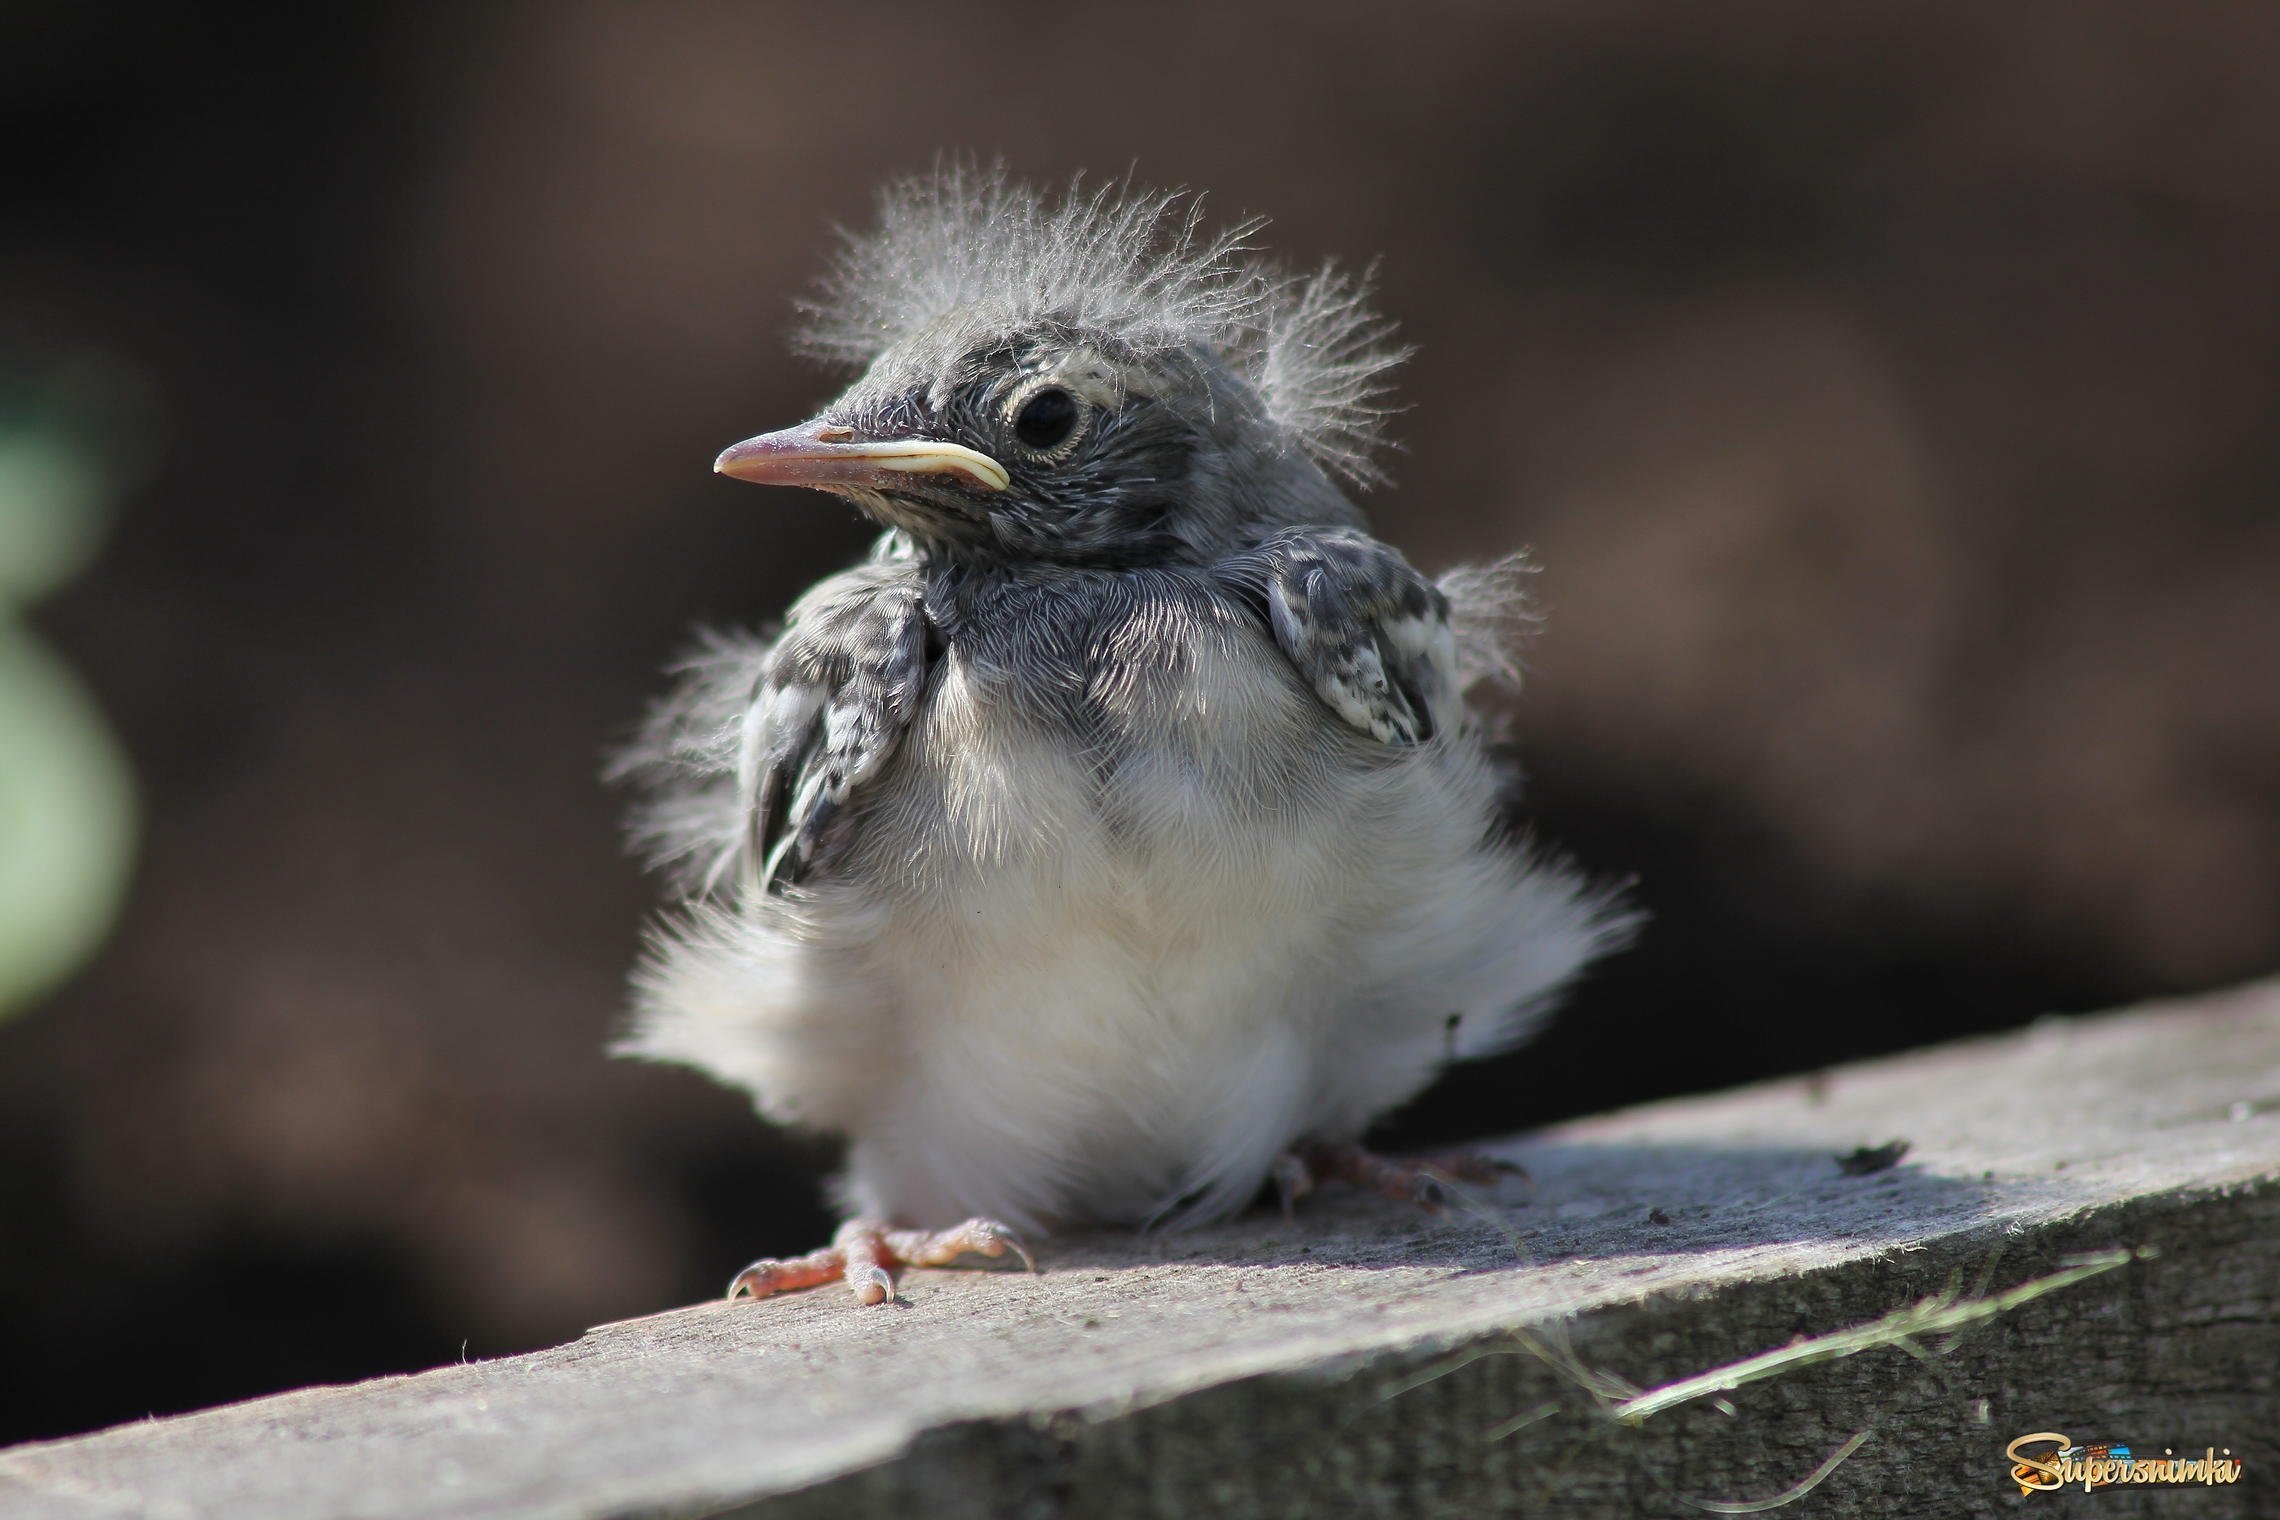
[4,0,2277,1444]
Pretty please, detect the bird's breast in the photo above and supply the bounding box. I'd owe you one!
[886,576,1370,890]
[819,574,1475,1228]
[836,589,1383,1225]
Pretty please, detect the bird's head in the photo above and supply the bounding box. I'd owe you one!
[714,165,1409,568]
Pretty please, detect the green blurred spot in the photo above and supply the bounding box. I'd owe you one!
[0,348,159,1019]
[0,624,137,1016]
[0,428,111,606]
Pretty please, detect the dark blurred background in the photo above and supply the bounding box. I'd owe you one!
[4,0,2277,1446]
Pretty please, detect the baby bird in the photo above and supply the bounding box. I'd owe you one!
[616,167,1633,1304]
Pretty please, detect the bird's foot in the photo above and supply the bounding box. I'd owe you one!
[727,1217,1035,1306]
[1276,1143,1524,1217]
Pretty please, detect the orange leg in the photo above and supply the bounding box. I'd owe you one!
[727,1217,1035,1306]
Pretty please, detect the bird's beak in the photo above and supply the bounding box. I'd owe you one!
[713,421,1009,494]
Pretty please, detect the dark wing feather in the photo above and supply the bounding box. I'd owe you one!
[756,576,932,886]
[614,563,933,898]
[1216,526,1457,746]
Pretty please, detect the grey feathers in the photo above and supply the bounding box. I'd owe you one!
[750,570,933,889]
[795,162,1410,487]
[615,562,932,897]
[1217,527,1457,746]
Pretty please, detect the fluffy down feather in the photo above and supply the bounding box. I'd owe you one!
[794,161,1409,486]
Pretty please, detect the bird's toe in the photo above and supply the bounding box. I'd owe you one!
[883,1217,1036,1275]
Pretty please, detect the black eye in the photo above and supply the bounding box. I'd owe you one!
[1013,387,1080,451]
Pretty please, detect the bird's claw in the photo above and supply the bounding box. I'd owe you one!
[726,1240,853,1301]
[726,1216,1034,1306]
[889,1217,1037,1275]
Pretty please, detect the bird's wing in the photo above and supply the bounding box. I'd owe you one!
[745,570,933,889]
[613,564,934,898]
[1215,526,1459,745]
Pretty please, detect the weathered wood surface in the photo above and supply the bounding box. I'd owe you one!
[5,981,2278,1519]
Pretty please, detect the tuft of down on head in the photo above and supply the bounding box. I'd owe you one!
[793,162,1411,487]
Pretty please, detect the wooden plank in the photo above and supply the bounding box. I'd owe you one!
[5,981,2277,1519]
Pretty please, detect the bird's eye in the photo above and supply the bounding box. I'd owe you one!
[1012,387,1081,452]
